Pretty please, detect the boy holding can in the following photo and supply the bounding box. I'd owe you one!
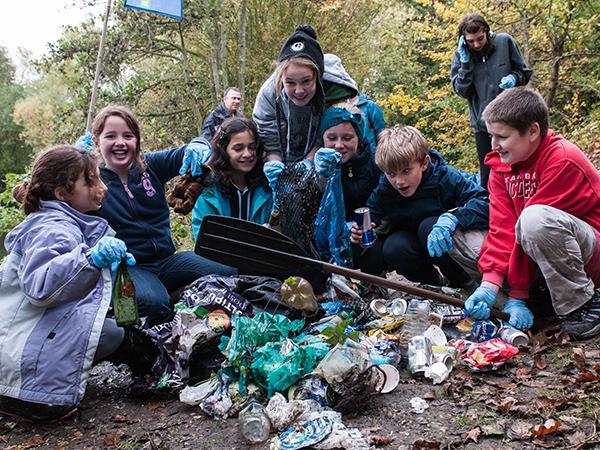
[350,125,489,291]
[461,87,600,338]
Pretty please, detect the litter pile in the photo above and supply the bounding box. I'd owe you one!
[133,273,528,448]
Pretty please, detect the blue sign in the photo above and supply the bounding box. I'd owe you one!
[124,0,183,20]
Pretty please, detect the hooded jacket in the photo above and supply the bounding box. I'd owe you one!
[367,150,489,232]
[0,201,112,406]
[479,131,600,301]
[450,32,532,132]
[201,102,243,141]
[191,183,273,240]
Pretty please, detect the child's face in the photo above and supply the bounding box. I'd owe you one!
[487,121,540,165]
[323,122,359,163]
[283,63,317,107]
[384,156,430,198]
[226,130,257,174]
[95,115,138,176]
[58,167,107,214]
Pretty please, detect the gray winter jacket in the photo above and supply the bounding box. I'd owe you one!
[450,32,532,132]
[0,201,112,406]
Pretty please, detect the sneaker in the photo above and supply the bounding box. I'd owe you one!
[560,290,600,339]
[0,396,77,422]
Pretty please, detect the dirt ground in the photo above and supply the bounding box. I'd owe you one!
[1,323,599,450]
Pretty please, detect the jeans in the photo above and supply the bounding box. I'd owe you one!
[128,251,237,325]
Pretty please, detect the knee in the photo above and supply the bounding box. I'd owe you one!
[516,204,557,246]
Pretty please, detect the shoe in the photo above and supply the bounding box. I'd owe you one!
[560,290,600,339]
[0,396,77,422]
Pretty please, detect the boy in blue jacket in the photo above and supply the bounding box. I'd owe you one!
[350,125,489,290]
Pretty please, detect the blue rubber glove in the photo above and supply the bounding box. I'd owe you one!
[180,140,211,176]
[314,148,342,177]
[499,74,517,90]
[74,132,94,151]
[263,160,286,191]
[464,286,497,320]
[90,237,136,272]
[457,35,470,64]
[503,299,534,329]
[427,213,459,257]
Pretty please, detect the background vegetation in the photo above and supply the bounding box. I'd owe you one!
[1,0,599,239]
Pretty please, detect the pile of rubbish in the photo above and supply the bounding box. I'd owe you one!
[133,273,528,448]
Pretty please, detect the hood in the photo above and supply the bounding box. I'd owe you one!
[323,54,359,93]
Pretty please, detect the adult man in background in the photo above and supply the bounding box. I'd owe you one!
[450,12,532,190]
[201,87,243,141]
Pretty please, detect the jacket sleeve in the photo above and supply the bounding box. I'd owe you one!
[145,144,188,184]
[191,194,219,241]
[252,76,284,158]
[201,111,215,141]
[367,101,386,139]
[445,168,490,229]
[507,35,533,86]
[450,53,475,98]
[20,227,102,308]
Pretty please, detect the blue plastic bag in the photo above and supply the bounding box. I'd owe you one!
[314,169,352,267]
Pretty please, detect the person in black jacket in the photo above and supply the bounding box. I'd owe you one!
[350,125,489,290]
[201,87,243,141]
[450,12,532,190]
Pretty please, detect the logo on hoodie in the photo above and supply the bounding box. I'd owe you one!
[141,172,156,197]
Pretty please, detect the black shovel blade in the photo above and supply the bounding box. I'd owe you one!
[195,215,317,273]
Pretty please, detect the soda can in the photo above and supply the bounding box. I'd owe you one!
[354,207,376,248]
[471,320,499,342]
[408,335,433,374]
[498,325,529,347]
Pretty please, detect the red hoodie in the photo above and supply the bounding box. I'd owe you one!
[479,130,600,299]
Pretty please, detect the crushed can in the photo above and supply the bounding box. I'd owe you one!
[354,207,376,248]
[498,325,530,347]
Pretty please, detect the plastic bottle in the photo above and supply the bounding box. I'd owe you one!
[399,299,431,356]
[238,400,271,443]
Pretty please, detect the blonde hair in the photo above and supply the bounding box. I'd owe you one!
[375,125,429,172]
[275,56,322,115]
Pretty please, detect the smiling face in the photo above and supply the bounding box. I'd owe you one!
[323,122,359,164]
[94,115,139,179]
[384,156,430,198]
[464,30,487,53]
[224,89,241,113]
[226,130,257,174]
[486,121,541,165]
[283,63,317,107]
[56,167,107,213]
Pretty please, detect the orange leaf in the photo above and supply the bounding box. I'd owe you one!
[466,427,481,443]
[532,419,561,437]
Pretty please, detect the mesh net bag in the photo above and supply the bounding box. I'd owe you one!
[273,161,323,257]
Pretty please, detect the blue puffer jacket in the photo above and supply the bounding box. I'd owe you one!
[354,93,386,152]
[341,142,381,221]
[96,142,194,264]
[191,183,273,240]
[367,150,489,232]
[0,201,111,406]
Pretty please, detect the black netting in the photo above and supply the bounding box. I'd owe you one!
[273,161,323,258]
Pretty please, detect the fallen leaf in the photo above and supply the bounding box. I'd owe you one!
[533,354,548,370]
[480,423,505,436]
[465,426,481,443]
[496,396,518,414]
[566,430,588,446]
[22,436,46,449]
[532,437,560,448]
[532,418,561,437]
[146,401,166,411]
[506,420,533,440]
[369,435,392,445]
[412,440,440,449]
[483,380,517,389]
[572,347,586,370]
[103,431,124,446]
[574,371,600,383]
[422,390,436,400]
[112,414,128,423]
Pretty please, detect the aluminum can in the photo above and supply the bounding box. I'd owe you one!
[498,325,529,347]
[354,207,376,248]
[471,320,499,342]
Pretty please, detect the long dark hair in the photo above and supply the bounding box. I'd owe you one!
[208,117,268,196]
[13,145,100,214]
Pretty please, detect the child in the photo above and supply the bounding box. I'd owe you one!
[350,125,489,290]
[462,87,600,338]
[314,102,381,221]
[191,117,273,240]
[91,105,236,326]
[0,145,134,421]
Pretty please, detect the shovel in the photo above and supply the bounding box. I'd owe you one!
[195,215,509,320]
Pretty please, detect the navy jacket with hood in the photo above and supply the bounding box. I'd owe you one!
[367,150,489,233]
[341,141,381,221]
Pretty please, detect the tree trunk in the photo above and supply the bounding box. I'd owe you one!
[178,23,203,135]
[219,2,228,89]
[208,26,221,102]
[238,0,248,113]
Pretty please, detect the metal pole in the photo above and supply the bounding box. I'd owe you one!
[86,0,112,132]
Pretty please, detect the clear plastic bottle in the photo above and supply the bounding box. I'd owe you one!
[239,400,271,443]
[400,299,431,355]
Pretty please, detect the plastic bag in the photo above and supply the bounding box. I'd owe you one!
[314,169,352,267]
[280,276,318,313]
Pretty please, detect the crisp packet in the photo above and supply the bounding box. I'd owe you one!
[459,338,519,369]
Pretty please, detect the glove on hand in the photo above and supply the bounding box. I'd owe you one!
[180,141,211,176]
[464,286,497,320]
[314,148,342,177]
[503,299,534,329]
[427,213,459,257]
[263,160,286,191]
[457,35,470,64]
[90,237,136,272]
[499,74,517,90]
[75,132,94,151]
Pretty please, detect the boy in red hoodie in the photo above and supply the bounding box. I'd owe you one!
[462,87,600,339]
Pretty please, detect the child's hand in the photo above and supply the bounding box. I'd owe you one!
[180,140,211,176]
[90,237,136,272]
[350,222,362,244]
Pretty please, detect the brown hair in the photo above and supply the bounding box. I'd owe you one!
[13,145,100,215]
[458,12,490,37]
[482,87,549,137]
[91,104,145,172]
[375,125,429,172]
[275,56,323,115]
